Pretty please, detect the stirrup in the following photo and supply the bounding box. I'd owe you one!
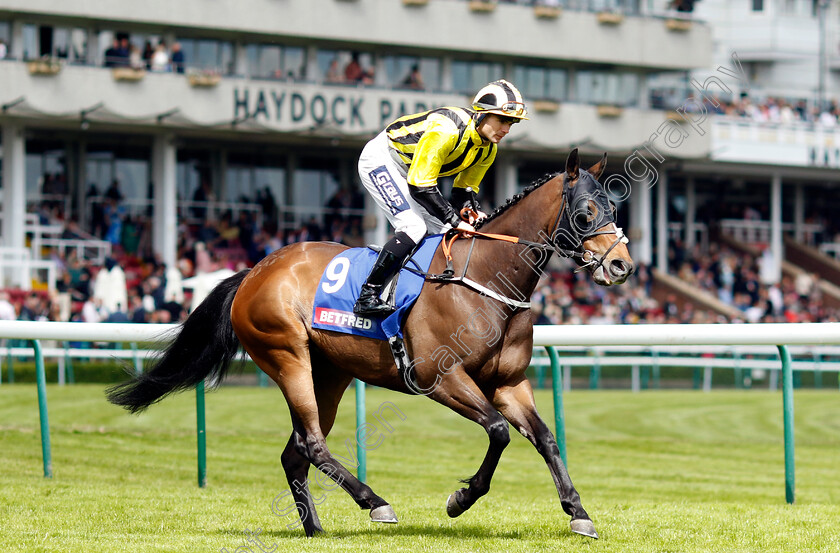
[353,299,396,316]
[427,267,455,280]
[354,284,396,315]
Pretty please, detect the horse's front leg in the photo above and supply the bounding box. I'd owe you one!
[426,368,510,517]
[493,376,597,538]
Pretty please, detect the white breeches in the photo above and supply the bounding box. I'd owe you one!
[357,131,449,244]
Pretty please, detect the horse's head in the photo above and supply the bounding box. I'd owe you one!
[551,149,634,286]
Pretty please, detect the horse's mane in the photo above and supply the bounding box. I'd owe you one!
[474,172,560,230]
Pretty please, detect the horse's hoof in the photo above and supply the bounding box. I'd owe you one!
[303,527,324,538]
[446,493,464,518]
[370,504,398,523]
[570,518,599,539]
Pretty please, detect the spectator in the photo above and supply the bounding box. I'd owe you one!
[93,257,128,315]
[344,52,373,84]
[191,179,215,221]
[818,108,837,128]
[669,0,697,12]
[0,291,16,321]
[103,198,126,246]
[104,38,121,67]
[150,41,170,72]
[18,293,46,322]
[128,292,148,323]
[171,42,185,74]
[105,305,130,323]
[164,263,185,306]
[400,64,424,90]
[81,296,107,323]
[129,43,143,70]
[142,40,154,69]
[325,56,343,83]
[105,179,124,203]
[117,37,131,66]
[256,186,278,224]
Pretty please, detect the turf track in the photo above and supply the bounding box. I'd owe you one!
[1,385,838,552]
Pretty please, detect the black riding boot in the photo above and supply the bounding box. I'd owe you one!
[353,232,417,316]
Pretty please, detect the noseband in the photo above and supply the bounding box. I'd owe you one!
[548,172,630,274]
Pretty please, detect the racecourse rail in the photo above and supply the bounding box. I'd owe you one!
[2,321,840,504]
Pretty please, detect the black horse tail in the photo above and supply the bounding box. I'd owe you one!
[106,269,250,414]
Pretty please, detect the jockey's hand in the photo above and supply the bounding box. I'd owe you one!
[460,207,486,226]
[455,220,476,234]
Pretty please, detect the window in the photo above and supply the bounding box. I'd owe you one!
[246,43,307,80]
[284,46,305,80]
[316,49,374,84]
[25,143,66,207]
[513,66,568,101]
[0,21,11,59]
[752,0,764,11]
[383,55,441,91]
[295,159,340,209]
[452,60,504,94]
[22,24,38,59]
[575,71,639,106]
[178,38,234,73]
[84,145,151,205]
[20,25,87,61]
[225,156,285,206]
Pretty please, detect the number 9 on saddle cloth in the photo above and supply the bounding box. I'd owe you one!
[311,234,444,341]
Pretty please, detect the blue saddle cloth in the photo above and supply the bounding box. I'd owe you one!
[312,234,443,340]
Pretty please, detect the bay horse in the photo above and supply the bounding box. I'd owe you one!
[107,149,634,539]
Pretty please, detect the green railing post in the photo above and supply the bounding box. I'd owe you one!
[257,367,269,387]
[355,379,367,482]
[813,354,822,389]
[196,379,207,488]
[546,346,568,468]
[130,342,142,375]
[7,349,14,383]
[652,351,660,389]
[777,345,795,504]
[32,340,53,478]
[64,342,75,384]
[589,362,600,390]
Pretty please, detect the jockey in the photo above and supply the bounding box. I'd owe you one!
[354,79,528,315]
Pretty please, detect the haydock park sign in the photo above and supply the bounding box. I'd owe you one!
[232,84,465,133]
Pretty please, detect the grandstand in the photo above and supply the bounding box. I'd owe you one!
[1,0,839,325]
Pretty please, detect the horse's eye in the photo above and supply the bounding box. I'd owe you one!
[574,208,591,231]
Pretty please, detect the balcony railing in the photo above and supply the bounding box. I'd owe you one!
[712,118,840,168]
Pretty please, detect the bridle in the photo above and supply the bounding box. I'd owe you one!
[545,171,630,274]
[424,170,630,308]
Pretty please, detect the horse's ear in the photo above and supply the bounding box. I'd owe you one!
[565,148,580,180]
[588,152,608,180]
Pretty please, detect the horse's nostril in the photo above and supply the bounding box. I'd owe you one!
[610,259,631,278]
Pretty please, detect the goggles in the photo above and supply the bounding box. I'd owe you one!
[475,101,528,118]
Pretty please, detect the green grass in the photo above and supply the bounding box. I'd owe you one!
[1,385,839,552]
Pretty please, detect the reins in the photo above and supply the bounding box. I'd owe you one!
[439,227,546,265]
[417,174,630,309]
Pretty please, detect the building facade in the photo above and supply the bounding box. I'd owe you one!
[5,0,831,292]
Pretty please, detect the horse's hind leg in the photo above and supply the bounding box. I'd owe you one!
[252,344,395,532]
[279,364,362,537]
[280,420,324,536]
[493,376,597,538]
